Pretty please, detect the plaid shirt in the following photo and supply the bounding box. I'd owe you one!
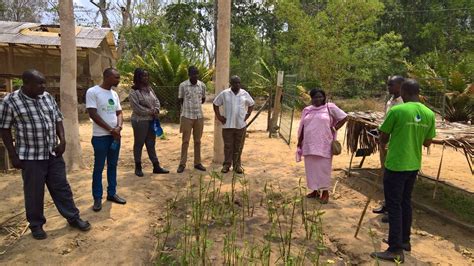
[0,89,63,160]
[178,80,206,119]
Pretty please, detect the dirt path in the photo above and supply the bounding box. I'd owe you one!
[0,103,472,264]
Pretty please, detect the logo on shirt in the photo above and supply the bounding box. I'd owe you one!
[108,99,115,106]
[414,114,421,122]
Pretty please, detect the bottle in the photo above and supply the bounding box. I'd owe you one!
[110,140,120,151]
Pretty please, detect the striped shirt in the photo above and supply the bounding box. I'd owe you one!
[0,89,63,160]
[213,88,255,129]
[178,79,206,119]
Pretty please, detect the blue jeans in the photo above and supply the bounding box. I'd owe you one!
[384,168,418,252]
[91,136,120,199]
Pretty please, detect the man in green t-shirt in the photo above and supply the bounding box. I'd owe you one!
[371,79,436,263]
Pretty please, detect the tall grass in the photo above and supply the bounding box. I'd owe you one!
[153,172,331,265]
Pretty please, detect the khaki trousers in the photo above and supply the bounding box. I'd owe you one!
[222,128,246,168]
[179,117,204,166]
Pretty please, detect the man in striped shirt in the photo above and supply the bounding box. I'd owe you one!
[0,70,90,240]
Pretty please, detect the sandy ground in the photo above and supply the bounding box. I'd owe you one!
[0,102,472,265]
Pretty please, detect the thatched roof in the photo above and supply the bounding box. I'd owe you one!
[0,21,115,50]
[346,111,473,155]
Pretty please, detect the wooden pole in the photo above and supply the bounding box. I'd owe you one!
[59,0,84,171]
[270,71,284,136]
[432,143,445,200]
[213,0,231,164]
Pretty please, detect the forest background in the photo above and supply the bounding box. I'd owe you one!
[1,0,472,121]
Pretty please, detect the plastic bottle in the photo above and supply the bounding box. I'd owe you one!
[110,140,120,151]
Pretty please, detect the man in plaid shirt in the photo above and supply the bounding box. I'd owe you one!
[0,69,91,240]
[177,66,207,173]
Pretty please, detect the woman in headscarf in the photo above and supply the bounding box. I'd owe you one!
[129,68,169,176]
[297,88,347,203]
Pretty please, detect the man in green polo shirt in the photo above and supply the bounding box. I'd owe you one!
[371,79,436,263]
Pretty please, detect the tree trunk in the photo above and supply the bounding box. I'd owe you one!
[116,0,132,59]
[59,0,84,172]
[213,0,231,164]
[90,0,111,28]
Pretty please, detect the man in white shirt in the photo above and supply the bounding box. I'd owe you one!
[373,75,404,219]
[86,68,126,212]
[213,75,255,174]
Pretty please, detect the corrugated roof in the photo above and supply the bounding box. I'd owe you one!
[0,21,116,49]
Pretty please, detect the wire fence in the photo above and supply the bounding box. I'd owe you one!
[153,86,181,123]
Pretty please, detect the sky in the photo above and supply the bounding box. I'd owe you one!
[74,0,96,10]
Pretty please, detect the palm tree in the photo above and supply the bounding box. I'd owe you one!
[130,43,214,122]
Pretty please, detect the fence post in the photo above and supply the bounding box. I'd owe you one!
[270,71,284,136]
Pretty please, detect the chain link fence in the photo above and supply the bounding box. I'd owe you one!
[153,86,181,123]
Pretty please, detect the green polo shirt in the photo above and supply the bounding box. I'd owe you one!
[379,102,436,171]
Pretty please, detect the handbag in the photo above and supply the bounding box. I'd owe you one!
[327,103,342,155]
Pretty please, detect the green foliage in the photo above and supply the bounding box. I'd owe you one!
[12,78,22,90]
[251,58,277,97]
[119,43,213,123]
[414,178,474,224]
[272,0,408,97]
[116,0,472,119]
[121,23,170,59]
[378,0,474,58]
[444,89,473,122]
[164,2,214,55]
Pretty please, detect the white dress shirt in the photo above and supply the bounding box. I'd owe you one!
[213,88,255,129]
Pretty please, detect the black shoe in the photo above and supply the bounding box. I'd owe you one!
[370,250,404,263]
[234,166,244,174]
[31,226,47,240]
[221,165,230,173]
[383,239,411,251]
[194,164,206,171]
[107,194,127,204]
[93,199,102,212]
[177,165,185,173]
[381,213,389,223]
[373,204,386,214]
[135,162,144,177]
[69,218,91,231]
[153,163,169,174]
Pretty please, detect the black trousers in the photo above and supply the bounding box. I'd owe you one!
[383,168,418,252]
[131,119,159,164]
[21,155,80,228]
